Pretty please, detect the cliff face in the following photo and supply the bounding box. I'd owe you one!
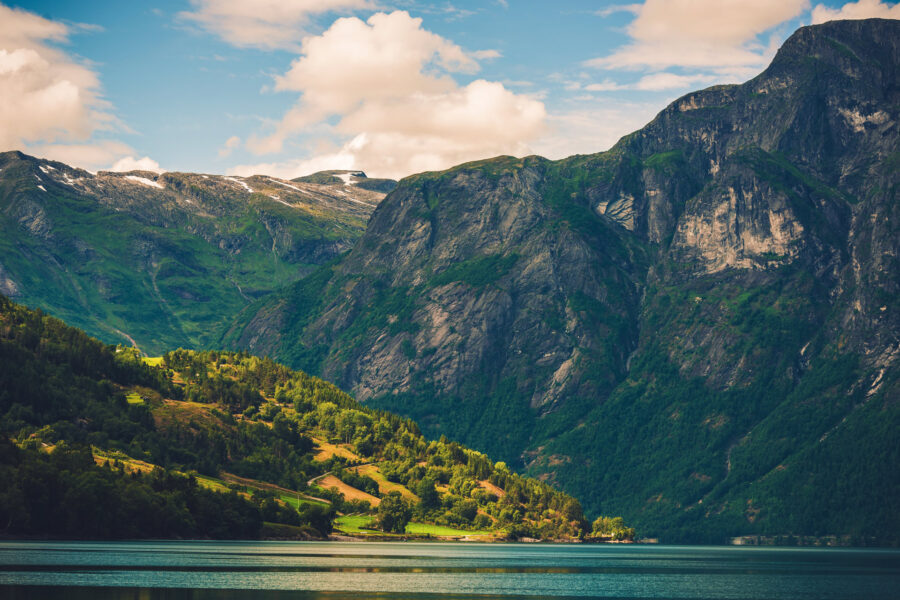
[0,152,386,354]
[226,20,899,542]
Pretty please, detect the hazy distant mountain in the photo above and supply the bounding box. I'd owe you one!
[0,152,390,354]
[225,19,899,543]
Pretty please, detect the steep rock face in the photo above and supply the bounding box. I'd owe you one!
[0,152,388,353]
[226,20,899,542]
[228,156,647,458]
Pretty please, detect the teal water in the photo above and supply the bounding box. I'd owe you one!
[0,541,898,599]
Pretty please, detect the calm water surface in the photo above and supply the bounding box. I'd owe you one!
[0,541,898,599]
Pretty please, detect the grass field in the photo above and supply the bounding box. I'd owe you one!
[125,392,144,404]
[405,523,492,537]
[334,515,492,538]
[142,356,165,367]
[335,514,376,534]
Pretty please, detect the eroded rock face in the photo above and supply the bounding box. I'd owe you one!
[227,20,899,540]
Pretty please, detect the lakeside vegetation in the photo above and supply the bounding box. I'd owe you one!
[0,295,629,541]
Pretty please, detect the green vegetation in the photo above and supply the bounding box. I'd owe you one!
[376,492,413,533]
[404,522,490,537]
[530,272,900,544]
[0,295,609,541]
[333,514,491,537]
[0,441,263,539]
[430,253,519,288]
[0,152,371,355]
[643,150,685,172]
[335,514,376,534]
[590,516,636,541]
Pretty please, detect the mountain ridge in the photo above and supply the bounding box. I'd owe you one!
[0,150,393,354]
[225,19,899,542]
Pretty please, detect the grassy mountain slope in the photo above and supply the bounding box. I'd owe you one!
[224,20,900,543]
[0,295,597,541]
[0,152,389,354]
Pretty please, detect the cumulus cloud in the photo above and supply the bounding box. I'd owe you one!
[109,155,165,173]
[0,4,115,150]
[179,0,372,51]
[589,0,810,71]
[811,0,900,23]
[0,4,151,172]
[245,11,546,179]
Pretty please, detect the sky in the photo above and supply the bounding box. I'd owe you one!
[2,0,898,180]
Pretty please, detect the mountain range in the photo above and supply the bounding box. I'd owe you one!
[0,154,391,355]
[225,19,899,542]
[2,19,897,543]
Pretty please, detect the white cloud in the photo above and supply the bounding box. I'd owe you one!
[0,4,115,150]
[589,0,810,71]
[245,11,546,179]
[109,155,165,173]
[811,0,900,23]
[471,49,502,60]
[179,0,372,51]
[218,135,241,157]
[0,4,152,173]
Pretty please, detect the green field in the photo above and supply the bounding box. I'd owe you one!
[334,515,492,537]
[125,392,144,405]
[405,523,492,537]
[142,356,164,367]
[335,514,376,533]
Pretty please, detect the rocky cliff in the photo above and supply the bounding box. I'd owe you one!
[227,19,899,542]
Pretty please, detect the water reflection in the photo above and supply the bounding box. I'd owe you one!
[0,541,898,599]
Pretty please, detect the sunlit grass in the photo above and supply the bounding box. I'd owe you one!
[405,523,491,537]
[335,514,375,533]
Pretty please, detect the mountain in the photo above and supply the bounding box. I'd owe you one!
[225,19,900,543]
[0,294,595,541]
[292,170,399,194]
[0,151,390,354]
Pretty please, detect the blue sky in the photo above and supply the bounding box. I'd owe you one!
[2,0,897,178]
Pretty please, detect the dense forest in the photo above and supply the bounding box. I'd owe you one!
[0,295,613,541]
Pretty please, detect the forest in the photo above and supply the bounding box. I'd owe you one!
[0,295,622,541]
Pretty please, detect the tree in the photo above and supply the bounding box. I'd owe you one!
[415,477,440,510]
[591,516,635,541]
[376,492,412,533]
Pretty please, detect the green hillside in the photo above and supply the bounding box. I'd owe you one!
[0,295,603,541]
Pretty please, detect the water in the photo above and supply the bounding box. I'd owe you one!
[0,541,898,599]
